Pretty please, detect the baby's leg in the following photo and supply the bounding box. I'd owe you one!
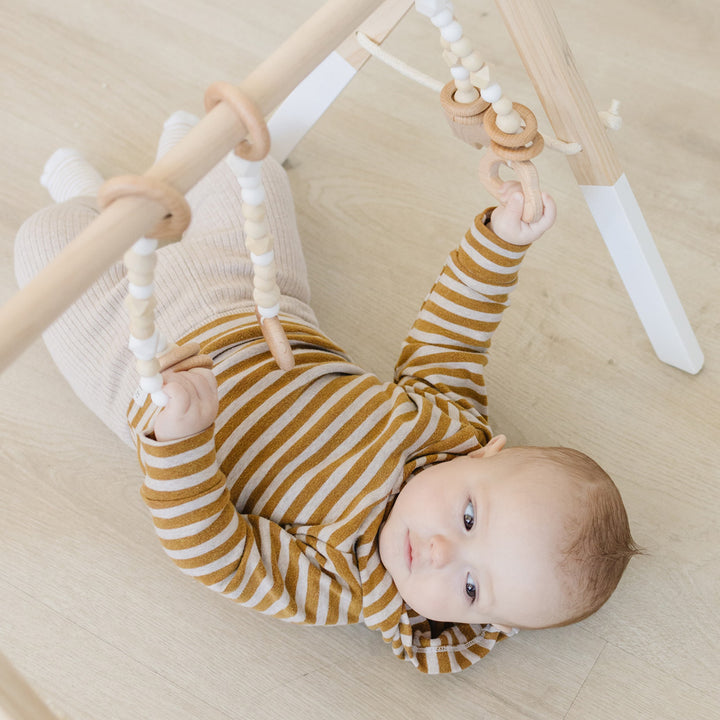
[14,174,137,445]
[160,112,318,331]
[14,115,318,446]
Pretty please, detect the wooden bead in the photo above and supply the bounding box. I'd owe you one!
[130,316,155,340]
[491,132,544,161]
[127,270,155,287]
[245,234,272,255]
[123,249,157,273]
[253,276,277,293]
[136,357,161,377]
[492,96,514,117]
[462,51,484,73]
[253,287,281,308]
[124,295,156,317]
[495,109,523,134]
[450,36,474,59]
[242,202,265,222]
[245,218,269,240]
[470,66,491,89]
[442,48,458,66]
[454,85,480,104]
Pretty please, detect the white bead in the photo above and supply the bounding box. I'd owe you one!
[133,236,158,255]
[450,65,470,81]
[440,20,463,43]
[139,373,164,393]
[128,282,154,300]
[237,173,262,189]
[430,8,453,27]
[415,0,452,18]
[257,303,280,319]
[128,331,161,361]
[481,83,502,103]
[151,389,169,408]
[251,250,275,266]
[241,185,265,206]
[225,152,261,178]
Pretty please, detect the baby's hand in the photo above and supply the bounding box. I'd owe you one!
[153,368,219,442]
[489,182,556,246]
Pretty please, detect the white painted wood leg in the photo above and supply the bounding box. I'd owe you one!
[268,51,357,164]
[581,174,704,374]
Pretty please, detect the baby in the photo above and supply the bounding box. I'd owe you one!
[14,112,638,674]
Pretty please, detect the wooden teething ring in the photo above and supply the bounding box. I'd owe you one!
[98,175,191,242]
[440,80,490,119]
[477,148,544,224]
[491,132,544,162]
[204,81,271,161]
[484,103,538,148]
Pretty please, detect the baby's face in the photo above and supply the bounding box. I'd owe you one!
[378,440,577,631]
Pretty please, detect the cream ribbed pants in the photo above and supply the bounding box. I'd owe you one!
[14,155,318,447]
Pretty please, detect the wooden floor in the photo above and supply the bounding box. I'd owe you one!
[1,1,718,718]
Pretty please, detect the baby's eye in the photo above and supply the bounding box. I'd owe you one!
[465,573,477,602]
[463,500,475,531]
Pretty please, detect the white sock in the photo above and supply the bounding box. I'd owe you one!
[40,149,105,203]
[155,111,200,160]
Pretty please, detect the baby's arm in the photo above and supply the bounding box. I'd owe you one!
[395,184,555,435]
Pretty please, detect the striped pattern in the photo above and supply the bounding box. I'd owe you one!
[128,210,528,673]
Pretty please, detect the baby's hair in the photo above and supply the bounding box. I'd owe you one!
[518,446,642,627]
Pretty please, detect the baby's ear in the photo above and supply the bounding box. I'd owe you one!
[468,434,506,458]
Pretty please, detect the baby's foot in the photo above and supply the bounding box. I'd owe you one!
[155,111,199,160]
[40,149,104,203]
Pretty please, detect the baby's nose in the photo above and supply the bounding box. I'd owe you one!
[429,534,452,568]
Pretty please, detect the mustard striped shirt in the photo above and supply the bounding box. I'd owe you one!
[128,211,528,673]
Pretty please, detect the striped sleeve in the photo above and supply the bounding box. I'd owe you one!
[136,425,360,624]
[394,209,530,436]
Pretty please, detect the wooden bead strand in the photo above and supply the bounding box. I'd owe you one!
[226,152,295,371]
[123,236,170,407]
[98,174,203,408]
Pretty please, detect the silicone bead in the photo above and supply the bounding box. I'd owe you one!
[251,250,275,266]
[481,83,503,103]
[430,8,454,27]
[237,173,262,189]
[450,65,470,81]
[257,303,280,319]
[151,389,169,407]
[415,0,452,18]
[140,373,164,393]
[241,185,265,206]
[132,237,158,255]
[440,20,463,43]
[128,282,154,300]
[129,331,161,361]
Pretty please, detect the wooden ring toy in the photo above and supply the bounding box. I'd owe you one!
[98,175,191,242]
[439,80,490,119]
[204,81,271,161]
[477,148,544,224]
[255,309,295,371]
[483,103,538,148]
[491,131,544,161]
